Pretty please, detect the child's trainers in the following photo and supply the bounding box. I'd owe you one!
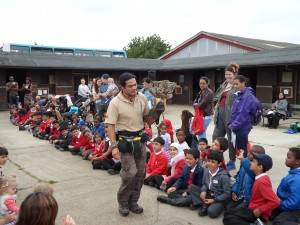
[227,160,236,170]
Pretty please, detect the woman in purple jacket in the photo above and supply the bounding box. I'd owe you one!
[228,75,257,157]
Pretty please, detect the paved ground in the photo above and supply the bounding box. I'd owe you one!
[1,105,299,225]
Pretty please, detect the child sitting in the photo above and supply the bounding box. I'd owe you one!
[226,145,265,210]
[0,175,19,222]
[144,137,168,187]
[54,127,72,151]
[175,129,190,155]
[155,143,186,190]
[91,119,105,138]
[158,122,171,151]
[89,133,106,165]
[48,120,60,143]
[81,131,95,160]
[0,147,9,177]
[273,147,300,225]
[223,153,280,224]
[157,148,204,207]
[189,151,231,218]
[68,125,87,155]
[201,137,229,171]
[197,138,209,168]
[35,112,51,138]
[78,121,91,133]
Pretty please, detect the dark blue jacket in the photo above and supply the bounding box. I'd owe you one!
[92,123,105,138]
[229,87,257,131]
[232,158,254,203]
[277,168,300,211]
[172,164,204,193]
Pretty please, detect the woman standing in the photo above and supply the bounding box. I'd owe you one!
[77,78,91,100]
[193,77,214,139]
[228,75,257,158]
[22,77,32,110]
[268,92,288,129]
[212,62,239,170]
[140,78,154,108]
[93,77,102,114]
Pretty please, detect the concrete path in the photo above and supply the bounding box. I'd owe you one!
[1,105,299,225]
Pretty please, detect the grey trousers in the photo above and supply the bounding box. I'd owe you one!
[212,107,235,162]
[117,143,146,207]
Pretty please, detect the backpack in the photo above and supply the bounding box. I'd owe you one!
[251,98,263,126]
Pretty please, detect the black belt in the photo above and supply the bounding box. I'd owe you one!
[118,130,143,137]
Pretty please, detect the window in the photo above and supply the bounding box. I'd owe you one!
[54,48,74,55]
[31,47,53,54]
[282,71,293,83]
[113,52,125,58]
[10,45,30,53]
[94,51,111,57]
[74,49,93,56]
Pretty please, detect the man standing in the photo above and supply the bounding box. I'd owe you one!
[98,73,110,117]
[6,76,19,108]
[105,72,156,216]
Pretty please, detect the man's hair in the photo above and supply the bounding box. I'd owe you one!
[198,138,208,145]
[207,151,223,163]
[0,147,8,156]
[119,72,136,87]
[289,147,300,160]
[70,125,79,132]
[187,148,200,159]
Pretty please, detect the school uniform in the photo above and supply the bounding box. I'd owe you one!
[223,173,280,225]
[70,132,87,154]
[189,167,231,218]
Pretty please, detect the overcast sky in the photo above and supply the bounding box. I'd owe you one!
[1,0,299,51]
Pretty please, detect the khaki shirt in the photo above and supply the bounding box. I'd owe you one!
[6,82,19,96]
[105,91,150,132]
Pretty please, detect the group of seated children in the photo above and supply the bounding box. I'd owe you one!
[152,134,300,225]
[8,108,300,224]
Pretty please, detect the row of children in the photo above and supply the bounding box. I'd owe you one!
[152,141,300,225]
[0,147,76,225]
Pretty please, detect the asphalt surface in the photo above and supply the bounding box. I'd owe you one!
[1,105,299,225]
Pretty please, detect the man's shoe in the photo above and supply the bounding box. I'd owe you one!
[118,205,129,216]
[198,207,208,217]
[226,161,236,170]
[157,195,170,204]
[129,203,143,214]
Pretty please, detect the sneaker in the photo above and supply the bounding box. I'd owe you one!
[118,205,129,216]
[198,207,208,217]
[227,161,236,170]
[107,169,119,175]
[55,145,60,150]
[70,151,79,155]
[190,203,197,210]
[157,195,170,204]
[129,203,143,214]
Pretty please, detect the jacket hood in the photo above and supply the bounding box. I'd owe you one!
[216,167,229,176]
[239,87,255,95]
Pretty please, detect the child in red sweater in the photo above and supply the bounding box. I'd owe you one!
[144,137,168,187]
[81,131,95,160]
[68,125,87,155]
[35,113,51,138]
[223,153,280,225]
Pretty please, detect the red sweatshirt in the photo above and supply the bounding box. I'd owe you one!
[49,127,60,140]
[71,132,88,149]
[84,139,95,151]
[16,114,28,125]
[248,174,280,220]
[91,140,106,157]
[38,120,51,133]
[146,151,168,176]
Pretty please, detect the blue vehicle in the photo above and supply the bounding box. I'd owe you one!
[2,43,127,58]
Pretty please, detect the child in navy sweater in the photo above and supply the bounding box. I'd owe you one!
[157,148,204,207]
[223,153,280,224]
[190,151,231,218]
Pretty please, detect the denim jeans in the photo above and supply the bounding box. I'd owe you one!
[9,95,19,107]
[197,117,212,139]
[235,128,251,158]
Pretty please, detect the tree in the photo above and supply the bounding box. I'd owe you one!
[123,34,171,59]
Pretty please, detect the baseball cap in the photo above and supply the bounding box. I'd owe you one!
[78,120,86,128]
[252,153,273,172]
[101,74,110,80]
